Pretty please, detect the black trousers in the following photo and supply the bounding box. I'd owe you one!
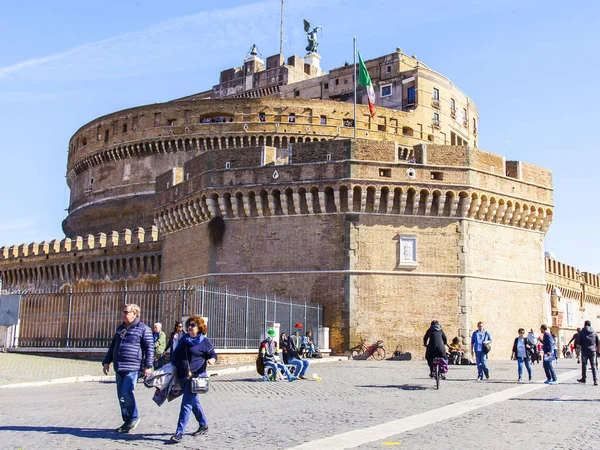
[581,353,597,382]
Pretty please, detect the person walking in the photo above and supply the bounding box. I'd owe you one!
[170,316,217,443]
[511,328,533,382]
[423,320,448,378]
[568,328,582,363]
[164,321,184,356]
[540,324,558,384]
[471,322,492,381]
[577,320,599,385]
[527,329,540,364]
[102,303,154,433]
[153,323,167,369]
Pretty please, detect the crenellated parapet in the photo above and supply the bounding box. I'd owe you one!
[153,139,554,236]
[0,226,161,289]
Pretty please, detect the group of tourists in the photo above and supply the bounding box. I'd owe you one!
[423,320,600,385]
[102,304,216,444]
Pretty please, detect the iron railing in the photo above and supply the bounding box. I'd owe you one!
[6,283,322,349]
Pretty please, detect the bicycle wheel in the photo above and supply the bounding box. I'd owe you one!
[373,347,386,361]
[351,347,364,360]
[435,364,440,390]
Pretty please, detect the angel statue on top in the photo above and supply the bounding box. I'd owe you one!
[304,19,323,54]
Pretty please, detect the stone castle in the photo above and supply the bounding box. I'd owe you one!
[1,45,598,357]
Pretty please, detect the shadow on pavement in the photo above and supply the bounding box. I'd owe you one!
[358,384,427,390]
[0,426,168,442]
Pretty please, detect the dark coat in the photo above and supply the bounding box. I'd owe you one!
[424,324,447,360]
[172,333,217,379]
[102,317,154,373]
[512,337,533,359]
[577,326,599,356]
[287,333,303,359]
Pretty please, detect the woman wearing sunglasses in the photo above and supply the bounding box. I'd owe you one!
[170,315,217,443]
[511,328,533,382]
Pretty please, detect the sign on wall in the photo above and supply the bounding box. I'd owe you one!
[0,295,20,326]
[566,302,575,327]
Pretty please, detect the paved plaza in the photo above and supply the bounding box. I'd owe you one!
[0,353,599,449]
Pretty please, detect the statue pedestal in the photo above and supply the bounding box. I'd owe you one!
[304,52,325,76]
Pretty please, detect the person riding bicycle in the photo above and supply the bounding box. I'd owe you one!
[423,320,448,378]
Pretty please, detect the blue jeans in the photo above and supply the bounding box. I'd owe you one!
[543,357,557,381]
[176,378,208,434]
[115,371,139,423]
[516,357,532,379]
[264,361,293,380]
[475,351,489,379]
[288,358,309,377]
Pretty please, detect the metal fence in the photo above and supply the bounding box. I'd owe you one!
[5,284,322,349]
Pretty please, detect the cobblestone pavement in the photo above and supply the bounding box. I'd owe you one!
[0,356,598,449]
[0,353,104,385]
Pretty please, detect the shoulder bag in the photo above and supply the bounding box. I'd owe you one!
[185,345,209,394]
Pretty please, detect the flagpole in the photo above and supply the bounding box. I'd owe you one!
[353,36,357,140]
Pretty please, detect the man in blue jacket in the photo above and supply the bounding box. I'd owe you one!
[540,324,558,384]
[471,322,492,381]
[103,303,154,433]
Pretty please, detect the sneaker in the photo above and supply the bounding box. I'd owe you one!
[440,374,446,380]
[549,380,558,385]
[529,376,532,382]
[544,379,551,384]
[288,377,297,382]
[485,374,489,380]
[115,422,129,433]
[125,418,140,432]
[518,377,522,382]
[192,425,208,436]
[299,376,308,380]
[594,381,598,386]
[170,433,183,443]
[577,378,586,384]
[476,377,482,381]
[429,373,435,379]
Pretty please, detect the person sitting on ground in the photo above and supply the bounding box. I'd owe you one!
[302,331,316,358]
[260,329,296,382]
[448,337,465,364]
[423,320,448,378]
[287,330,309,379]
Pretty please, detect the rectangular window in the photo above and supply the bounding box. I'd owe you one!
[294,89,300,97]
[433,88,439,100]
[407,87,415,103]
[104,130,109,143]
[288,114,296,123]
[431,171,444,181]
[167,119,176,126]
[122,123,127,133]
[433,113,440,128]
[259,112,266,122]
[343,119,354,127]
[462,109,468,127]
[335,79,339,86]
[386,65,392,73]
[379,168,391,178]
[450,98,456,115]
[397,235,418,269]
[132,116,139,130]
[324,83,329,90]
[380,84,392,97]
[320,115,327,125]
[154,113,161,127]
[97,126,101,141]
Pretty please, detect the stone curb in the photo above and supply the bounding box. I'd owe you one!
[0,356,347,389]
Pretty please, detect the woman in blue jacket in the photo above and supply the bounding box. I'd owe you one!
[170,315,217,443]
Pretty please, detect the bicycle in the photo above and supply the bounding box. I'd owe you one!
[432,357,448,389]
[349,339,386,361]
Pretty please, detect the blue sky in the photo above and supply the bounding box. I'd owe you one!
[0,0,598,273]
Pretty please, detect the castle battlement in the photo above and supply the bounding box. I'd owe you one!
[0,226,161,289]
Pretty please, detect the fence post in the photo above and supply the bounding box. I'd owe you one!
[123,283,128,306]
[264,294,268,337]
[201,283,205,317]
[245,288,249,349]
[181,285,186,319]
[289,296,292,332]
[65,285,73,348]
[273,293,277,324]
[303,300,307,331]
[223,286,228,349]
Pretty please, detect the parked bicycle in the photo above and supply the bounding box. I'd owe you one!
[432,357,448,389]
[349,339,386,361]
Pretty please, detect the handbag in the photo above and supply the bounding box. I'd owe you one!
[185,346,209,394]
[483,343,492,354]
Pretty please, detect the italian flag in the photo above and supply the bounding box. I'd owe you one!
[358,51,375,118]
